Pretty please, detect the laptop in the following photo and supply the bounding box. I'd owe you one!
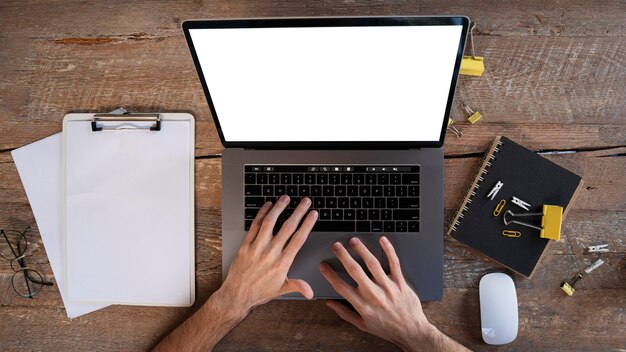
[183,16,469,301]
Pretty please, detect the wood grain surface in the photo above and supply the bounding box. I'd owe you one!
[0,1,624,351]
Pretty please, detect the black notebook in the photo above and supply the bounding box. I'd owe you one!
[449,136,583,277]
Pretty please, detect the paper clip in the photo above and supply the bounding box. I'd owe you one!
[447,118,463,138]
[587,244,609,253]
[462,102,482,124]
[561,273,582,296]
[493,199,506,216]
[460,22,485,77]
[502,230,521,238]
[487,181,504,200]
[584,259,604,274]
[503,205,563,241]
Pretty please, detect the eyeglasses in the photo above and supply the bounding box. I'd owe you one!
[0,226,54,298]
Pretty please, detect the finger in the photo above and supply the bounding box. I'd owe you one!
[253,195,290,247]
[242,201,273,246]
[348,237,388,285]
[278,278,314,300]
[332,242,371,288]
[319,263,364,306]
[380,236,405,283]
[326,300,365,331]
[273,197,311,249]
[281,210,318,264]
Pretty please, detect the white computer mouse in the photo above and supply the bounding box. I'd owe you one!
[479,272,518,345]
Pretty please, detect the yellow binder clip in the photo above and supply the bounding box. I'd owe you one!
[460,22,485,77]
[463,102,482,124]
[447,118,463,138]
[503,205,564,241]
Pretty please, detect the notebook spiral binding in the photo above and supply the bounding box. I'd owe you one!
[449,137,504,234]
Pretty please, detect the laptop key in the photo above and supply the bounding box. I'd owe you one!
[356,221,370,232]
[313,221,355,232]
[368,209,380,220]
[345,209,355,220]
[402,173,420,185]
[384,221,395,232]
[326,197,337,208]
[245,209,257,219]
[311,185,322,196]
[359,186,370,196]
[396,186,407,197]
[317,174,328,184]
[371,221,383,232]
[366,174,376,184]
[332,209,343,220]
[399,198,419,208]
[335,186,346,196]
[353,174,364,184]
[338,197,349,208]
[245,197,265,208]
[313,197,325,209]
[390,174,401,184]
[245,220,253,230]
[286,186,298,196]
[323,186,334,196]
[409,186,419,197]
[269,174,279,184]
[357,209,367,220]
[409,221,420,232]
[387,198,398,208]
[375,197,385,208]
[347,186,358,196]
[245,173,255,184]
[305,174,316,184]
[289,197,301,208]
[363,197,374,208]
[281,173,291,184]
[275,185,285,196]
[299,185,310,197]
[384,186,395,196]
[372,186,383,197]
[293,174,304,184]
[393,210,419,220]
[377,174,389,184]
[263,185,273,196]
[320,209,331,220]
[381,209,392,220]
[245,185,262,196]
[329,174,340,184]
[265,197,277,205]
[350,198,361,208]
[257,173,268,184]
[341,174,352,184]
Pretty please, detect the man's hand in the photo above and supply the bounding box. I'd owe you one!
[221,195,318,312]
[154,195,317,352]
[320,236,469,352]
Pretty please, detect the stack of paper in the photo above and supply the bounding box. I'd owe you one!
[11,113,195,318]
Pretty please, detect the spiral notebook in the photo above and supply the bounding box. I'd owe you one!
[448,136,583,277]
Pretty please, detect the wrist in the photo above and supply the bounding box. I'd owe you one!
[210,284,252,322]
[399,319,439,352]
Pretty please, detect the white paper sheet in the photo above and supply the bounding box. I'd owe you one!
[64,116,194,306]
[11,133,108,318]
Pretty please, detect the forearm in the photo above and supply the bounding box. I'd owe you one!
[153,288,249,352]
[401,323,471,352]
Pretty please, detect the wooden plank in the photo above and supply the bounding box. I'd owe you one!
[1,0,625,38]
[1,288,623,351]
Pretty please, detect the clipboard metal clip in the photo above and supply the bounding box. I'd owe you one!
[91,113,161,132]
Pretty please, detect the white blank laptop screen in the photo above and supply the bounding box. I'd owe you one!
[190,25,463,142]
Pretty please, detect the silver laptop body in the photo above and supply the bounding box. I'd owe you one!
[183,16,469,301]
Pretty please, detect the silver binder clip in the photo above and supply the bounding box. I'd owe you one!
[587,244,609,253]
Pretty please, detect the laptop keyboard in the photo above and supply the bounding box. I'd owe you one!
[244,165,420,233]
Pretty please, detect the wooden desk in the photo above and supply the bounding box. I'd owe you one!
[1,1,624,350]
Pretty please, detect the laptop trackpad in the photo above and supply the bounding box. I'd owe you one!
[286,234,384,299]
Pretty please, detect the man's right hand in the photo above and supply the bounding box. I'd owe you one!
[319,236,469,352]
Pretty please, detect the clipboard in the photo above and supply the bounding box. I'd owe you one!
[62,112,195,307]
